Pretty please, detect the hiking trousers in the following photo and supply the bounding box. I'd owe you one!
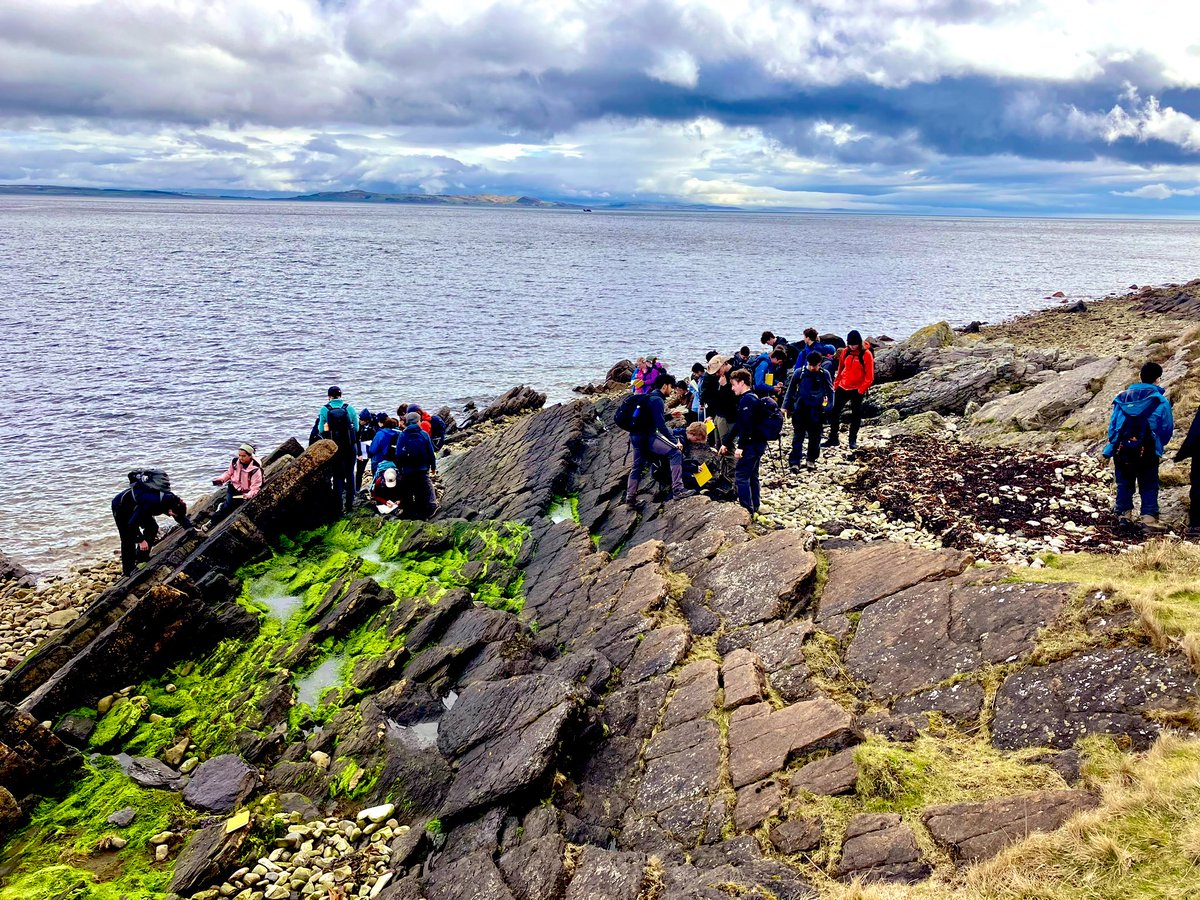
[331,447,356,511]
[1191,458,1199,528]
[627,434,685,500]
[211,483,245,525]
[735,445,765,513]
[1114,455,1160,517]
[708,415,731,449]
[829,388,865,445]
[789,409,824,465]
[398,472,438,520]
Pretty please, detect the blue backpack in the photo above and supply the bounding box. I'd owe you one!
[614,393,655,433]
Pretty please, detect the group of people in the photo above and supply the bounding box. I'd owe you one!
[621,327,876,515]
[310,386,443,519]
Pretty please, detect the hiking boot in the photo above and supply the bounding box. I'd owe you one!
[1117,510,1137,524]
[848,439,858,450]
[621,495,641,509]
[806,461,817,470]
[789,465,802,474]
[671,490,698,501]
[1142,515,1166,532]
[822,438,840,448]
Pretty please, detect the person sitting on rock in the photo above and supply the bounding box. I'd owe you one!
[210,443,263,523]
[653,421,718,496]
[623,373,694,506]
[112,472,194,576]
[720,369,767,514]
[1178,404,1200,538]
[827,330,875,450]
[393,412,439,520]
[1104,361,1175,530]
[784,352,835,472]
[632,357,665,395]
[371,461,404,515]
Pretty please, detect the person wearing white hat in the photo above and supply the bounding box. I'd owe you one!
[211,443,263,522]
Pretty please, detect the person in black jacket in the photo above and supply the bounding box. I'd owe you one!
[701,356,737,447]
[393,412,439,519]
[111,481,194,576]
[356,409,379,495]
[720,368,766,514]
[784,352,835,470]
[1178,405,1200,536]
[623,374,694,505]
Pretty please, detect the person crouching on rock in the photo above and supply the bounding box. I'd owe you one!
[210,443,263,523]
[721,369,767,514]
[372,461,404,515]
[394,412,439,520]
[112,472,194,576]
[1177,404,1200,539]
[827,330,875,450]
[784,352,834,472]
[623,373,695,506]
[1104,361,1175,531]
[368,417,402,477]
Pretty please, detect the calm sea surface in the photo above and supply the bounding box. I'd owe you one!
[3,197,1200,572]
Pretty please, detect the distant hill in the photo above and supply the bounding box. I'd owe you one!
[284,189,581,209]
[0,184,189,199]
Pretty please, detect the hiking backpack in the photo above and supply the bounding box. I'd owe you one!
[128,468,171,493]
[324,403,353,446]
[614,393,655,434]
[754,397,786,442]
[1114,398,1161,467]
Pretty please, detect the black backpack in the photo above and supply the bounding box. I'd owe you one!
[324,403,353,446]
[1114,398,1161,467]
[128,468,171,493]
[391,431,427,470]
[614,393,655,434]
[754,396,785,442]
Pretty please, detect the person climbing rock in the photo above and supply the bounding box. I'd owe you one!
[317,386,358,513]
[1104,361,1175,530]
[393,412,439,519]
[1178,404,1200,538]
[112,470,194,576]
[784,351,834,471]
[210,443,263,523]
[827,329,875,450]
[622,373,694,505]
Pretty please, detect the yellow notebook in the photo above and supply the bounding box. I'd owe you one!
[765,374,774,386]
[695,464,713,487]
[705,419,716,434]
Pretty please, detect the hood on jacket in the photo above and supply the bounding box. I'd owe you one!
[1114,383,1166,418]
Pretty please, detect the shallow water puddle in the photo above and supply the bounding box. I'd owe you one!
[547,498,576,524]
[247,574,304,621]
[388,717,440,750]
[296,653,347,707]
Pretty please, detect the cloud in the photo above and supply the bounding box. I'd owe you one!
[3,1,1200,212]
[1112,182,1200,199]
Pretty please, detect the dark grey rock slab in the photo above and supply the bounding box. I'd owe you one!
[923,790,1098,862]
[819,543,973,622]
[182,754,257,813]
[728,700,859,788]
[838,813,930,883]
[789,747,859,796]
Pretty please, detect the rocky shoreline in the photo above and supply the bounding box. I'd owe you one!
[0,287,1196,900]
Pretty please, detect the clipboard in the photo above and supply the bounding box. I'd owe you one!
[695,464,713,487]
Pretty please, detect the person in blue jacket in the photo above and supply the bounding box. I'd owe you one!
[393,412,439,519]
[1103,361,1174,529]
[368,417,403,476]
[801,327,839,380]
[784,351,835,470]
[752,347,787,398]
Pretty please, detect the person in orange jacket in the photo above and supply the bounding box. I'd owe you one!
[826,329,874,450]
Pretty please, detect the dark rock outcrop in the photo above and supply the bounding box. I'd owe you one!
[182,754,259,813]
[838,813,930,883]
[991,647,1198,750]
[817,543,973,622]
[923,790,1098,862]
[727,699,859,788]
[168,820,251,895]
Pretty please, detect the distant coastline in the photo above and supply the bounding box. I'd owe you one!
[0,183,731,212]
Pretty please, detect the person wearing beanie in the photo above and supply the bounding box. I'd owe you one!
[391,411,439,519]
[211,442,264,523]
[317,385,358,513]
[356,408,379,495]
[826,329,875,450]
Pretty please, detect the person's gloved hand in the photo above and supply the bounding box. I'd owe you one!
[212,479,222,485]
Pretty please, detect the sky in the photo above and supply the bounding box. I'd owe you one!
[4,0,1200,213]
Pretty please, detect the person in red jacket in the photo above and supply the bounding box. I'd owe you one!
[826,329,874,450]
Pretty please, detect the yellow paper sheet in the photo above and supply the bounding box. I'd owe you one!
[705,419,716,434]
[695,464,713,487]
[765,374,774,386]
[225,809,251,833]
